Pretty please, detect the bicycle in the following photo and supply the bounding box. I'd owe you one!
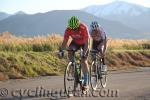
[64,48,89,97]
[89,50,107,90]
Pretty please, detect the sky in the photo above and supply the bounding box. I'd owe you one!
[0,0,150,14]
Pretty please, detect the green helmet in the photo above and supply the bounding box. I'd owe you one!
[68,16,80,29]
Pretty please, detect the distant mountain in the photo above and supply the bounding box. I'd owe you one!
[14,11,26,15]
[82,1,150,34]
[0,11,26,21]
[0,12,11,21]
[0,10,140,38]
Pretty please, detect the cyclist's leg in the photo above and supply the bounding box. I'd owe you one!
[92,40,100,71]
[101,38,107,65]
[96,40,105,64]
[68,41,78,61]
[103,36,108,63]
[100,47,105,65]
[81,56,89,82]
[99,51,107,73]
[81,58,89,93]
[68,41,78,77]
[97,39,107,72]
[81,45,89,89]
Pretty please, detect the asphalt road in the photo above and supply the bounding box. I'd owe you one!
[0,67,150,100]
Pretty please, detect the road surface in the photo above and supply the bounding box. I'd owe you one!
[0,67,150,100]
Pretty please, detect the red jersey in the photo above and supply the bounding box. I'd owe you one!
[64,23,90,45]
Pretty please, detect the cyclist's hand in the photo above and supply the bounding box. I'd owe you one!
[58,49,64,58]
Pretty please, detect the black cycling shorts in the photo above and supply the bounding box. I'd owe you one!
[68,41,85,51]
[68,41,89,58]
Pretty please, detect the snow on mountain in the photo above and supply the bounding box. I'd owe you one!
[83,1,149,17]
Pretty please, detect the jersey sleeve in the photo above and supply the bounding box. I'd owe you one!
[100,27,106,40]
[64,28,70,41]
[83,25,90,42]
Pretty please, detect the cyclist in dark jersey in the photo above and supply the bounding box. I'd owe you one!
[90,21,107,72]
[59,16,90,91]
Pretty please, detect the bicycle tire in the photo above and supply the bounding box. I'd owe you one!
[98,59,107,88]
[64,62,75,97]
[90,61,98,90]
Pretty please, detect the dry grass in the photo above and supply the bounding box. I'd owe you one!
[108,38,149,47]
[0,32,62,45]
[0,32,63,52]
[0,32,150,51]
[107,38,150,50]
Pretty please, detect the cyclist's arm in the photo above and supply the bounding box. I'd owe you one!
[83,39,89,56]
[60,39,68,50]
[97,38,107,56]
[60,29,70,50]
[83,26,90,55]
[103,36,107,54]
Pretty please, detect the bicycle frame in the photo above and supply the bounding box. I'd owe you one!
[72,49,84,83]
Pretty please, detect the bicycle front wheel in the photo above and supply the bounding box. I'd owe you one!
[98,60,107,88]
[90,61,98,91]
[64,62,75,97]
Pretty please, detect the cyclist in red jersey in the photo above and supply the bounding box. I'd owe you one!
[59,16,90,92]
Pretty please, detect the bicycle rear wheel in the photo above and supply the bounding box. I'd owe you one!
[64,62,75,97]
[90,61,98,90]
[98,59,107,88]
